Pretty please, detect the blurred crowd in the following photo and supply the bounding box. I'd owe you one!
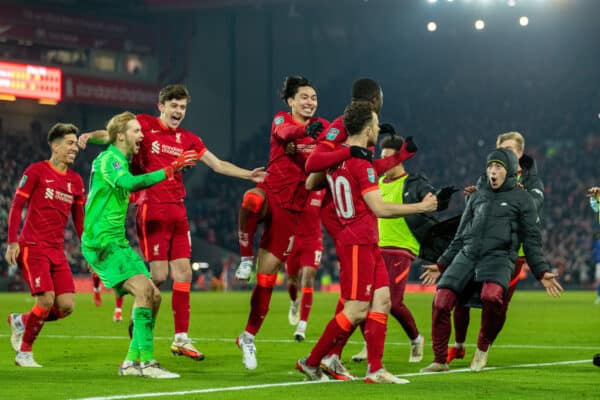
[1,75,598,288]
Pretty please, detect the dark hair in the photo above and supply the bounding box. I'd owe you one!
[351,78,381,101]
[47,123,78,144]
[380,135,405,151]
[343,101,375,136]
[279,75,314,102]
[159,84,191,104]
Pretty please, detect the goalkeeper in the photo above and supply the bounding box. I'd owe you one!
[81,111,197,378]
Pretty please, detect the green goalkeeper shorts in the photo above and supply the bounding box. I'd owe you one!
[82,244,151,297]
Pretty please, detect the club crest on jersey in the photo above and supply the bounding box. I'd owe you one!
[325,128,339,141]
[274,116,284,125]
[367,168,376,183]
[19,175,28,188]
[175,132,182,144]
[67,182,72,193]
[112,161,122,170]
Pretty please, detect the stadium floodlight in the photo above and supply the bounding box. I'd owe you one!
[427,0,438,4]
[474,19,485,30]
[507,0,517,7]
[519,16,529,26]
[427,22,437,32]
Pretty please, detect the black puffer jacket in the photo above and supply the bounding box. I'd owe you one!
[438,148,549,290]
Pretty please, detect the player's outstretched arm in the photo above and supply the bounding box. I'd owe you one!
[199,150,266,183]
[364,190,437,218]
[78,130,109,149]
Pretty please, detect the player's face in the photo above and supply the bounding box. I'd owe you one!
[366,112,380,146]
[159,98,188,129]
[498,139,523,159]
[288,86,317,121]
[52,134,79,166]
[124,119,143,156]
[487,162,507,190]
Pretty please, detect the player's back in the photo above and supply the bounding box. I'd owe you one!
[326,157,379,246]
[133,114,206,204]
[18,161,84,247]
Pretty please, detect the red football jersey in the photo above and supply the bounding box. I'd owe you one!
[326,157,379,245]
[263,111,328,212]
[295,189,324,239]
[132,114,207,204]
[10,161,84,247]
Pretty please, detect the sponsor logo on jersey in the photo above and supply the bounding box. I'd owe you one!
[274,115,284,125]
[44,187,74,204]
[150,129,161,134]
[150,140,183,157]
[367,168,376,183]
[325,128,340,141]
[19,175,27,188]
[151,141,160,154]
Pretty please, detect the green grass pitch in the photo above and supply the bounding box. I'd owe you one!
[1,290,598,399]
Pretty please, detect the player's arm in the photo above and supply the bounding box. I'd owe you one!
[5,167,40,265]
[305,171,328,191]
[372,136,418,175]
[199,149,266,183]
[71,184,85,240]
[305,141,352,173]
[108,150,198,191]
[525,176,545,213]
[78,130,109,148]
[5,193,27,265]
[363,189,437,218]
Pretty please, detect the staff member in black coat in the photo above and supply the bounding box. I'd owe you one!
[420,148,562,373]
[447,131,546,364]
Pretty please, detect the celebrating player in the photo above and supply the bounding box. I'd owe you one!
[6,123,85,367]
[236,75,328,370]
[79,84,265,360]
[82,111,198,378]
[296,101,437,383]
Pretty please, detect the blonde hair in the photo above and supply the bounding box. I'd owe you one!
[106,111,137,144]
[496,131,524,153]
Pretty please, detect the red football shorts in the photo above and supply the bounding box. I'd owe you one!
[18,245,75,296]
[337,243,389,302]
[259,200,299,261]
[136,202,191,261]
[285,237,323,276]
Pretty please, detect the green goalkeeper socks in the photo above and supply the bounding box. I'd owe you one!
[131,307,154,363]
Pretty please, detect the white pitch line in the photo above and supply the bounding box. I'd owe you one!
[71,359,591,400]
[0,333,596,350]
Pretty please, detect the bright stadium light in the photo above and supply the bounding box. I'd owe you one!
[427,22,437,32]
[427,0,438,4]
[507,0,517,7]
[474,19,485,30]
[519,16,529,26]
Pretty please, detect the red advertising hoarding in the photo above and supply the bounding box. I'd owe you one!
[63,74,160,108]
[0,61,62,101]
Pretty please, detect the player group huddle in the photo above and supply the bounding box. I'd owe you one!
[10,76,597,382]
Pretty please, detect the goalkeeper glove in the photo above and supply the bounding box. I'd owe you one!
[164,150,198,179]
[306,121,324,139]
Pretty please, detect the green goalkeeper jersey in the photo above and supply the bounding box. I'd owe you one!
[82,144,166,249]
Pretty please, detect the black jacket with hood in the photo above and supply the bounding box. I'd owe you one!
[437,148,550,292]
